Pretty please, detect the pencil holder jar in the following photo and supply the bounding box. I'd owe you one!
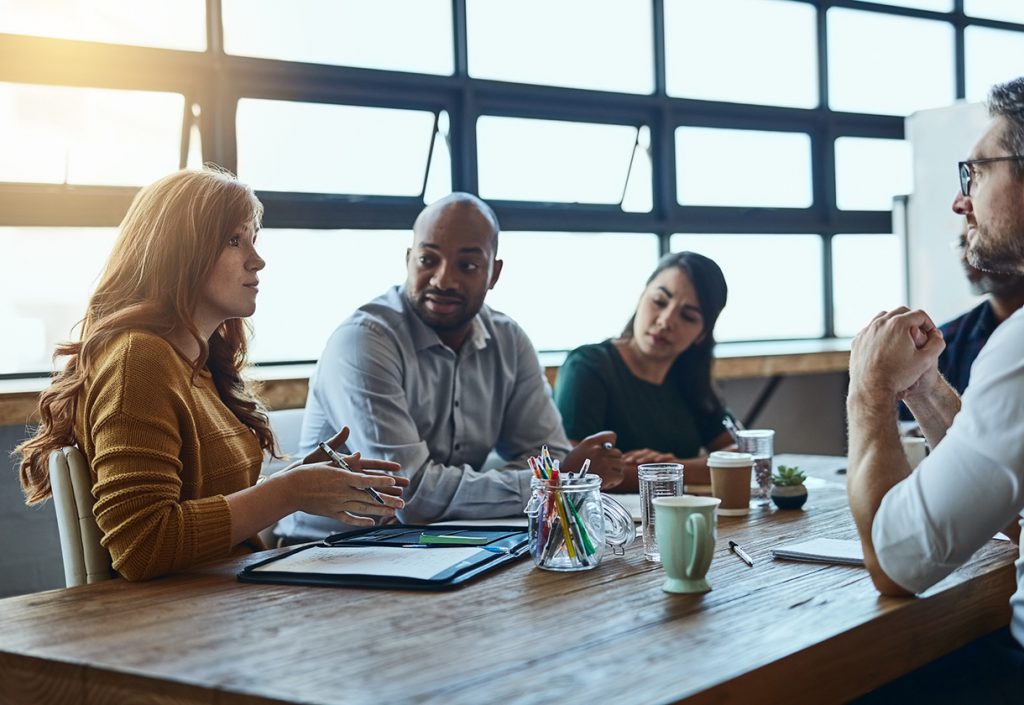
[524,476,635,571]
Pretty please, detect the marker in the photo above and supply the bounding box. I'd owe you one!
[317,441,386,505]
[729,540,754,567]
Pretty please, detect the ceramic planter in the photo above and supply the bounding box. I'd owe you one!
[771,484,808,510]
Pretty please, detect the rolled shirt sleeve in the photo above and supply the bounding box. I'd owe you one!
[872,309,1024,597]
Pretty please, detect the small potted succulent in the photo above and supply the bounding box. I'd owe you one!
[770,465,808,510]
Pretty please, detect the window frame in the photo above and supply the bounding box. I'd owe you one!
[1,0,1021,375]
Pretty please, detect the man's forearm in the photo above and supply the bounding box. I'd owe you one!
[903,376,960,449]
[846,389,914,595]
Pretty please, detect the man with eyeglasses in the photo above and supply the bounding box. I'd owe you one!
[847,77,1024,703]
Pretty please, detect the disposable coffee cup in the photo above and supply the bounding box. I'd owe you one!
[708,451,754,517]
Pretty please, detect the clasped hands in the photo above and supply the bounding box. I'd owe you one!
[849,307,946,402]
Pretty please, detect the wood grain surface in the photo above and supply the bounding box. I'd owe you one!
[0,455,1014,705]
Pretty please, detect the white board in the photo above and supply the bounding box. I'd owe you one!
[902,101,990,325]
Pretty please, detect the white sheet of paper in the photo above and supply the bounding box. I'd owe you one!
[252,545,483,579]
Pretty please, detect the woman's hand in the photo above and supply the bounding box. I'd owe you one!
[563,431,625,490]
[287,426,408,526]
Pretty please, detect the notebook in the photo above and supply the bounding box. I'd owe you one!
[771,538,865,566]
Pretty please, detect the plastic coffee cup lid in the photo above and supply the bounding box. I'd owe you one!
[707,451,754,468]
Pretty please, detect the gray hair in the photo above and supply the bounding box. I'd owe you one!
[988,77,1024,178]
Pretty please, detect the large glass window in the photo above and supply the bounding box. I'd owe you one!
[676,127,812,208]
[964,0,1024,24]
[669,234,824,341]
[467,0,653,94]
[236,100,445,197]
[223,0,453,75]
[965,27,1024,103]
[0,0,206,50]
[6,0,1015,374]
[477,117,648,206]
[831,234,904,337]
[664,0,817,109]
[248,229,410,363]
[834,138,912,211]
[485,233,660,351]
[827,8,955,116]
[0,83,183,186]
[0,228,116,374]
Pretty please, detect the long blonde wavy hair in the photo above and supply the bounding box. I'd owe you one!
[15,168,277,505]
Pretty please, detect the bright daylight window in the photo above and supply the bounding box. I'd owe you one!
[467,0,653,94]
[0,83,183,187]
[664,0,818,109]
[834,138,912,211]
[236,100,448,197]
[0,0,206,50]
[964,0,1024,23]
[675,127,812,208]
[4,1,1017,375]
[831,235,904,337]
[827,8,954,116]
[485,233,660,351]
[477,117,651,209]
[0,228,117,375]
[964,27,1024,103]
[670,234,824,341]
[249,230,410,363]
[222,0,453,75]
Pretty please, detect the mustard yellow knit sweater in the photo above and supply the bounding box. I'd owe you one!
[75,330,264,581]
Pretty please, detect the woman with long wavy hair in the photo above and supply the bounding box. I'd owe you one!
[554,251,735,492]
[15,168,406,581]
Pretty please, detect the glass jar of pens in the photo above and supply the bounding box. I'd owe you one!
[524,451,635,572]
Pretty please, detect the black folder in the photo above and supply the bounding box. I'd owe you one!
[238,524,530,590]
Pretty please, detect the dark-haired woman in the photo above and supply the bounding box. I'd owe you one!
[554,251,735,492]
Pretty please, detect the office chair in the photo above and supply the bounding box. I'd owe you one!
[48,446,111,587]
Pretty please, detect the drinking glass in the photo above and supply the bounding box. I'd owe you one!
[737,429,774,507]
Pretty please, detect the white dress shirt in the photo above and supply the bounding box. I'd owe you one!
[873,307,1024,645]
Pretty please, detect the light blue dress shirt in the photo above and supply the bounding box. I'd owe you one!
[276,286,570,540]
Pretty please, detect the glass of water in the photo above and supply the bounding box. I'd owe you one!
[737,429,774,507]
[638,463,684,562]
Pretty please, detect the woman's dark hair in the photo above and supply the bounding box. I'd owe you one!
[620,251,729,414]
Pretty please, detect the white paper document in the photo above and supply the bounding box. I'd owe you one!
[771,538,865,566]
[251,546,483,579]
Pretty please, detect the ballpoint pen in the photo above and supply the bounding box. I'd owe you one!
[728,540,754,567]
[317,441,386,505]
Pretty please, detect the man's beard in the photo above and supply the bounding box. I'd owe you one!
[408,289,475,331]
[967,223,1024,277]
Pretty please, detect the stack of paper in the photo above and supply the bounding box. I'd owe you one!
[771,538,864,566]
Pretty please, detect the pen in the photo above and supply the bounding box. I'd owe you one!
[722,414,742,445]
[317,441,386,505]
[728,540,754,567]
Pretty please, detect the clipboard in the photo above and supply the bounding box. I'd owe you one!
[238,524,530,590]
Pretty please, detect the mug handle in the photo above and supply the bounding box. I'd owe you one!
[686,513,709,578]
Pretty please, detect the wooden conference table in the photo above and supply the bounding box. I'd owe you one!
[0,454,1016,705]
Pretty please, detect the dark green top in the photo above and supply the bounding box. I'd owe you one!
[554,340,725,458]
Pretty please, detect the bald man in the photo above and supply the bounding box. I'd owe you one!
[278,193,623,540]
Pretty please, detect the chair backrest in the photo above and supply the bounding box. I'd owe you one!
[48,447,111,587]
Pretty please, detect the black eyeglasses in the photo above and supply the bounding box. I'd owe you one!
[958,156,1024,196]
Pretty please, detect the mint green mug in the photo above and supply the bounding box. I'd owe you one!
[653,496,721,594]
